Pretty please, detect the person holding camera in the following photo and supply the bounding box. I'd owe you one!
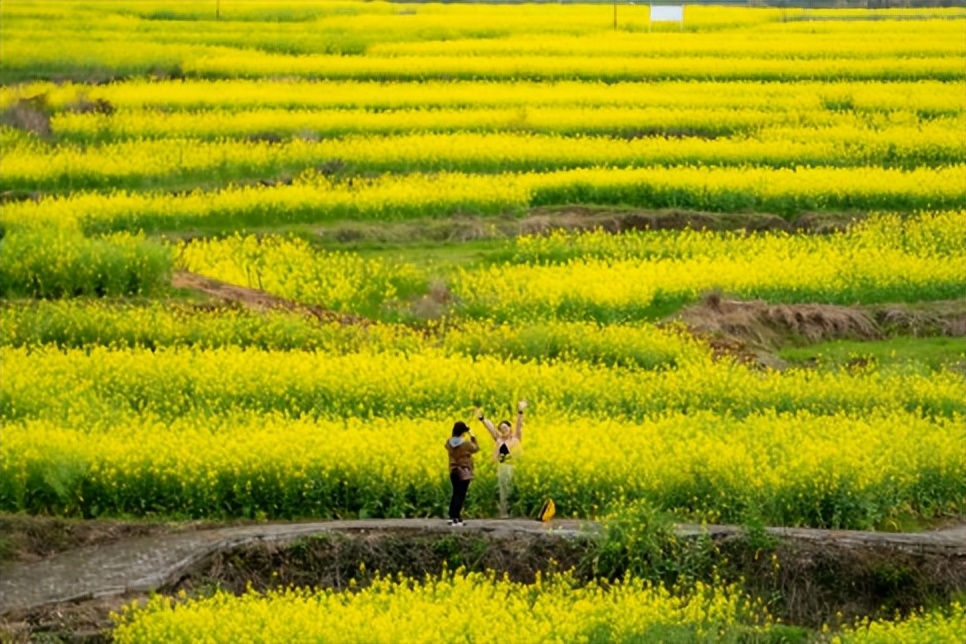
[475,400,526,518]
[444,420,479,526]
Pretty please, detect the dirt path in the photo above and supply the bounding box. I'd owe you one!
[1,519,963,618]
[172,270,367,325]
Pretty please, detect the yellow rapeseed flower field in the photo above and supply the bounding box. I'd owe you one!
[3,343,963,524]
[108,572,966,644]
[2,2,965,640]
[175,211,965,320]
[110,571,774,644]
[5,125,963,193]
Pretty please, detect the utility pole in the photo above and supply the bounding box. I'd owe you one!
[216,0,220,20]
[613,0,617,30]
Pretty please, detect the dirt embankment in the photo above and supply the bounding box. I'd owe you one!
[672,293,966,369]
[1,517,964,642]
[680,293,966,348]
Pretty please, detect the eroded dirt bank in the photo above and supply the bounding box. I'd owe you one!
[1,518,963,642]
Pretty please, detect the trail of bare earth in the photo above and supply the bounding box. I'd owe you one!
[172,270,367,325]
[1,519,963,618]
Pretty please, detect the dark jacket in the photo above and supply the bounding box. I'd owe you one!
[445,435,479,475]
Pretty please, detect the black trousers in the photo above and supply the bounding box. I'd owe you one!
[449,470,470,520]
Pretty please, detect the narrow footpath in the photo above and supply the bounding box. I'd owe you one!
[2,519,963,617]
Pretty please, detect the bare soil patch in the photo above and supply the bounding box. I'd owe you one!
[524,205,800,235]
[171,270,367,325]
[676,293,966,356]
[159,207,865,245]
[679,293,882,350]
[1,595,128,644]
[874,300,966,337]
[0,96,51,138]
[0,514,226,565]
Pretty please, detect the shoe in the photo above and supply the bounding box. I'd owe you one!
[447,519,459,526]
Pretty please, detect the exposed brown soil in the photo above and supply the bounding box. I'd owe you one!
[677,293,966,355]
[171,270,368,326]
[0,514,229,565]
[679,293,882,351]
[874,300,966,337]
[184,526,966,629]
[66,95,115,116]
[187,528,592,595]
[524,205,817,235]
[1,595,127,644]
[726,534,966,629]
[0,96,51,138]
[156,207,864,244]
[0,190,44,205]
[171,270,965,372]
[2,518,963,643]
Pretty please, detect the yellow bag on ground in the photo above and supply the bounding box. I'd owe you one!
[537,499,555,522]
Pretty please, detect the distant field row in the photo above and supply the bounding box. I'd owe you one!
[23,107,963,144]
[0,211,966,338]
[3,125,963,193]
[6,80,961,113]
[13,26,964,61]
[3,5,963,82]
[130,54,966,82]
[4,167,963,236]
[0,302,706,369]
[4,43,964,83]
[9,1,960,26]
[3,299,963,371]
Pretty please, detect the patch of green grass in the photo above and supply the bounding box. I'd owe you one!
[347,238,504,268]
[780,335,966,371]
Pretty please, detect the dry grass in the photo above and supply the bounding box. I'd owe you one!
[875,301,966,337]
[679,293,883,350]
[0,96,51,137]
[524,206,796,234]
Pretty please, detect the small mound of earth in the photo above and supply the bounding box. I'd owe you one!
[679,294,880,350]
[677,294,966,354]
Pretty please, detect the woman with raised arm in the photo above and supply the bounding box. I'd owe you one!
[475,400,526,518]
[444,421,479,526]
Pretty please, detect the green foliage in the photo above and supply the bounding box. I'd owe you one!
[587,622,809,644]
[0,226,173,299]
[781,336,966,372]
[588,498,717,586]
[739,516,779,553]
